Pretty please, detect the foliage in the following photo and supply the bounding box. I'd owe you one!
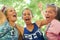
[0,0,60,33]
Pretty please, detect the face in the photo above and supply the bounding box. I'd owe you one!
[6,7,17,22]
[22,9,32,24]
[45,7,57,22]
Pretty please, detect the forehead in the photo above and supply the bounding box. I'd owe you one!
[46,7,56,11]
[7,7,14,11]
[23,9,31,13]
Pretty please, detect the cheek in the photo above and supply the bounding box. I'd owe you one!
[45,13,48,17]
[7,11,12,16]
[7,14,11,19]
[8,13,13,18]
[30,16,32,20]
[50,13,56,18]
[7,14,12,19]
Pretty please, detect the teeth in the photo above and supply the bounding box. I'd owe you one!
[46,17,49,18]
[25,18,30,21]
[13,15,16,17]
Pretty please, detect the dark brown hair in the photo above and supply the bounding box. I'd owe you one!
[56,7,60,21]
[22,8,33,17]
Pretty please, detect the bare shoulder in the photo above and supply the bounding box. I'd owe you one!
[36,20,42,28]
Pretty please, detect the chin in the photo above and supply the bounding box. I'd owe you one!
[25,22,30,25]
[12,19,16,22]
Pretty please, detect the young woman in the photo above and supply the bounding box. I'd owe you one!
[39,3,60,40]
[45,5,60,40]
[20,8,46,40]
[0,6,23,40]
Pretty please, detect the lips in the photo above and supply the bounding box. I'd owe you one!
[13,15,16,17]
[46,16,50,18]
[25,18,30,21]
[13,13,17,17]
[46,17,50,18]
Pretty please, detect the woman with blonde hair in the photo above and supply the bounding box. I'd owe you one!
[0,6,23,40]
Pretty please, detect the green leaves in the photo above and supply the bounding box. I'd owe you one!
[0,0,60,33]
[0,0,59,26]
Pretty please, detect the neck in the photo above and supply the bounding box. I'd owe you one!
[26,23,33,29]
[9,21,15,27]
[50,18,55,23]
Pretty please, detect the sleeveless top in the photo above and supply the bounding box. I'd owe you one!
[0,20,19,40]
[23,23,44,40]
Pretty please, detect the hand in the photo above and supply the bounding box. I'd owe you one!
[38,2,46,19]
[38,2,43,11]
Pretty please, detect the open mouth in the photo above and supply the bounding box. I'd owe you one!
[46,17,50,19]
[13,14,16,17]
[25,18,30,21]
[46,17,50,18]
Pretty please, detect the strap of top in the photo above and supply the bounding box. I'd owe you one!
[45,23,51,34]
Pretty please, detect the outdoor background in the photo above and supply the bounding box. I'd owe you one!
[0,0,60,34]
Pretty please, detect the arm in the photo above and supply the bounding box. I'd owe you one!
[38,2,46,19]
[36,20,48,28]
[0,10,6,25]
[0,21,12,38]
[36,3,48,28]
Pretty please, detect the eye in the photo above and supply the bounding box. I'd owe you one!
[45,11,47,13]
[48,11,52,13]
[10,10,13,12]
[45,11,52,13]
[28,13,30,16]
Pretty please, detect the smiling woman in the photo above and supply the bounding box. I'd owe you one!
[0,6,23,40]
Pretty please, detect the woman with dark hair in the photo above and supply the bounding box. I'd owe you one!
[21,8,45,40]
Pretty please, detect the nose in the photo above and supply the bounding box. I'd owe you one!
[26,14,29,17]
[45,11,49,16]
[13,10,16,14]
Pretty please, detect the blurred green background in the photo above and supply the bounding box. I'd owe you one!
[0,0,60,34]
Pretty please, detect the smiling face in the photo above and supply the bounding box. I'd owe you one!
[6,7,17,22]
[45,7,57,23]
[22,9,32,25]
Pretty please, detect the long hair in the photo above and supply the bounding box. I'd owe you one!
[56,7,60,21]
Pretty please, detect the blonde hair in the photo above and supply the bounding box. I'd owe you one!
[2,6,14,16]
[46,4,57,13]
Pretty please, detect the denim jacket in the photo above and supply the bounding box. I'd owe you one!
[0,20,19,40]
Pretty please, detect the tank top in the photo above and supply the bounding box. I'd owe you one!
[23,23,44,40]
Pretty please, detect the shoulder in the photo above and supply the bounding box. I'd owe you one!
[51,19,60,26]
[36,20,41,28]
